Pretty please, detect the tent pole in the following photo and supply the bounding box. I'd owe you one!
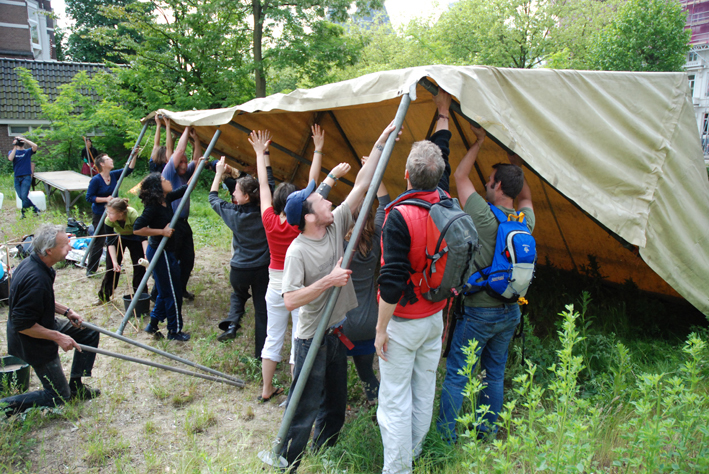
[116,128,222,335]
[80,122,150,267]
[78,345,244,388]
[260,84,415,469]
[82,321,244,385]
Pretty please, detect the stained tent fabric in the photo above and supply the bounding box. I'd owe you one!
[143,65,709,316]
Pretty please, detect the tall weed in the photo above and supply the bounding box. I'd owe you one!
[456,303,709,473]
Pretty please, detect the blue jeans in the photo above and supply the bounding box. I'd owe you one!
[280,333,347,470]
[436,304,520,442]
[146,245,183,333]
[14,175,38,216]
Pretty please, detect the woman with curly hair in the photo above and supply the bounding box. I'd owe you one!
[133,173,190,341]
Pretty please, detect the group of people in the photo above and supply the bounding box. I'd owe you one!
[256,89,534,474]
[4,88,534,474]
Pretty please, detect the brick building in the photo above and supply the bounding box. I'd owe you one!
[0,0,56,61]
[682,1,709,162]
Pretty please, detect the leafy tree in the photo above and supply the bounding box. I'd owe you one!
[54,27,67,62]
[589,0,691,72]
[65,0,141,63]
[429,0,563,68]
[98,0,253,111]
[251,0,383,96]
[14,68,143,172]
[330,15,452,82]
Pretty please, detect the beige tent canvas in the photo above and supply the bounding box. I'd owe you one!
[143,65,709,316]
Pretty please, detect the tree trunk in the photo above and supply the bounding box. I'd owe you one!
[253,0,266,98]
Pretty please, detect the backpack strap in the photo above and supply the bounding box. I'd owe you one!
[488,202,525,225]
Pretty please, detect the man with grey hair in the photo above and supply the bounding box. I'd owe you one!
[375,89,452,474]
[1,224,100,416]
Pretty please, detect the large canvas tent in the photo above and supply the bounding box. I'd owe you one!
[143,65,709,316]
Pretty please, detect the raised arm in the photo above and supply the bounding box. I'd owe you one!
[128,147,138,169]
[361,155,388,198]
[308,124,325,184]
[453,124,486,208]
[344,120,400,212]
[508,152,533,211]
[210,157,228,193]
[249,130,274,214]
[433,89,451,133]
[190,128,202,163]
[151,116,162,161]
[165,118,174,159]
[170,126,190,167]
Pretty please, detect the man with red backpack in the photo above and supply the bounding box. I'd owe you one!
[375,89,453,474]
[436,125,535,443]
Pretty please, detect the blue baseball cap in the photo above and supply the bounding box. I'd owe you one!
[284,179,317,226]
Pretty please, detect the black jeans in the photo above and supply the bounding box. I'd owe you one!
[219,265,269,359]
[98,236,146,301]
[0,318,99,412]
[174,218,194,294]
[280,334,347,470]
[352,353,379,402]
[86,212,106,273]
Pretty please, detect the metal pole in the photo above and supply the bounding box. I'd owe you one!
[82,321,245,386]
[261,86,415,468]
[117,128,222,334]
[77,345,244,388]
[80,122,150,267]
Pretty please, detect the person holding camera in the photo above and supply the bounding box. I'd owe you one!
[8,136,39,218]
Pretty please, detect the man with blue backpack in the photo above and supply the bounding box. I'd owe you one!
[437,124,535,443]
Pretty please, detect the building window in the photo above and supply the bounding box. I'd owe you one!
[28,19,41,48]
[8,126,31,135]
[689,51,699,62]
[689,74,696,97]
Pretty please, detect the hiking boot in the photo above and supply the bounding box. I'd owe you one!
[168,331,191,341]
[70,381,101,401]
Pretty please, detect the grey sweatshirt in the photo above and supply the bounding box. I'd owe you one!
[209,192,270,269]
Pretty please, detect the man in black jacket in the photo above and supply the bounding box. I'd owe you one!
[1,224,100,416]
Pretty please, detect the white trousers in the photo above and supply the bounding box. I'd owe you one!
[377,311,443,474]
[260,286,299,364]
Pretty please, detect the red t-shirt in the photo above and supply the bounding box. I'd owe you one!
[262,206,300,270]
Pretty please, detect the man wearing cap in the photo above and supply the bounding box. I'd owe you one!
[278,121,400,469]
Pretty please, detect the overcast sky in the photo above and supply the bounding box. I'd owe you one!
[51,0,448,30]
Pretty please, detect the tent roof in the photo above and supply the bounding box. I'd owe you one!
[144,65,709,316]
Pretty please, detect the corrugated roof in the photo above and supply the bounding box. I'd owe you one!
[0,58,111,121]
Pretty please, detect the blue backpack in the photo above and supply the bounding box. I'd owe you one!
[465,204,536,303]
